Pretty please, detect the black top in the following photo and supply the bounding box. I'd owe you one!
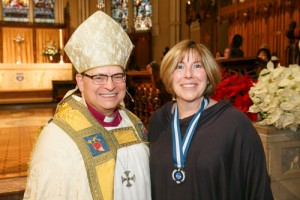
[230,47,244,58]
[148,100,273,200]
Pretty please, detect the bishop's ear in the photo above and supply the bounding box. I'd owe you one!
[76,74,84,92]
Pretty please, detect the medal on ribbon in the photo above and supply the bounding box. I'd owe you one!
[172,168,185,184]
[171,98,209,184]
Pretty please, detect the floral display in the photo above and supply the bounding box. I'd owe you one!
[211,69,257,121]
[42,41,60,60]
[248,63,300,131]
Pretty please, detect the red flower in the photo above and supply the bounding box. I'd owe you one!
[211,70,257,121]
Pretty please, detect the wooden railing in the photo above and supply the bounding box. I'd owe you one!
[217,56,267,78]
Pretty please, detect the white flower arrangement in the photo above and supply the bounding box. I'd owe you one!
[248,62,300,131]
[43,41,60,57]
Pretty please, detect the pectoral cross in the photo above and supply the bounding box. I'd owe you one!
[121,171,135,187]
[13,34,24,64]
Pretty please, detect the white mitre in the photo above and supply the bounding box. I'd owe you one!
[64,11,134,73]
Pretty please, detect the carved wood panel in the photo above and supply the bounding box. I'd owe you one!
[219,0,300,66]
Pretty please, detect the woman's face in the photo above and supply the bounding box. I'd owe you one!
[258,51,268,61]
[224,48,230,59]
[172,51,208,104]
[76,66,126,116]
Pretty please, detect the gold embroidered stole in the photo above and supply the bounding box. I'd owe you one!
[52,96,148,200]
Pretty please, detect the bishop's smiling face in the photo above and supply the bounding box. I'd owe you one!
[76,66,126,116]
[171,50,208,104]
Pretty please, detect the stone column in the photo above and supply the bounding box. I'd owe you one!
[255,124,300,200]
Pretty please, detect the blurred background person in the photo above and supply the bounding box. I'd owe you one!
[230,34,244,58]
[223,47,231,59]
[257,48,271,62]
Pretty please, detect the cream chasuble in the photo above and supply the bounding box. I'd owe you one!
[24,95,151,200]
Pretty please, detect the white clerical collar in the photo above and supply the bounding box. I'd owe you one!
[104,116,114,123]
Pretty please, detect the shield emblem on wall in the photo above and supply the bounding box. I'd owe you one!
[16,72,24,81]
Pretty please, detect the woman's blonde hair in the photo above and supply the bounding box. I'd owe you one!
[160,40,221,98]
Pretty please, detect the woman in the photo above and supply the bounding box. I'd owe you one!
[148,40,273,200]
[257,48,271,62]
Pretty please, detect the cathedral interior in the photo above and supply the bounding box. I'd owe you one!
[0,0,299,199]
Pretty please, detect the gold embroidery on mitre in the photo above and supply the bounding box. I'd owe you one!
[55,102,92,131]
[64,11,134,73]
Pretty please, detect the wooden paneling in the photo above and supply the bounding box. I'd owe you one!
[35,28,65,63]
[0,25,66,63]
[2,27,34,63]
[219,0,300,66]
[128,31,152,70]
[0,25,150,72]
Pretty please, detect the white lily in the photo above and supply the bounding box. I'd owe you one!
[249,64,300,131]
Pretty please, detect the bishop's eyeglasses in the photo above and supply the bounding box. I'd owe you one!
[82,73,126,85]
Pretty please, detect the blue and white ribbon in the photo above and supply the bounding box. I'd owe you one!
[171,98,209,169]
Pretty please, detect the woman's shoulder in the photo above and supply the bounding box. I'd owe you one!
[153,101,174,115]
[207,100,251,123]
[149,101,174,124]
